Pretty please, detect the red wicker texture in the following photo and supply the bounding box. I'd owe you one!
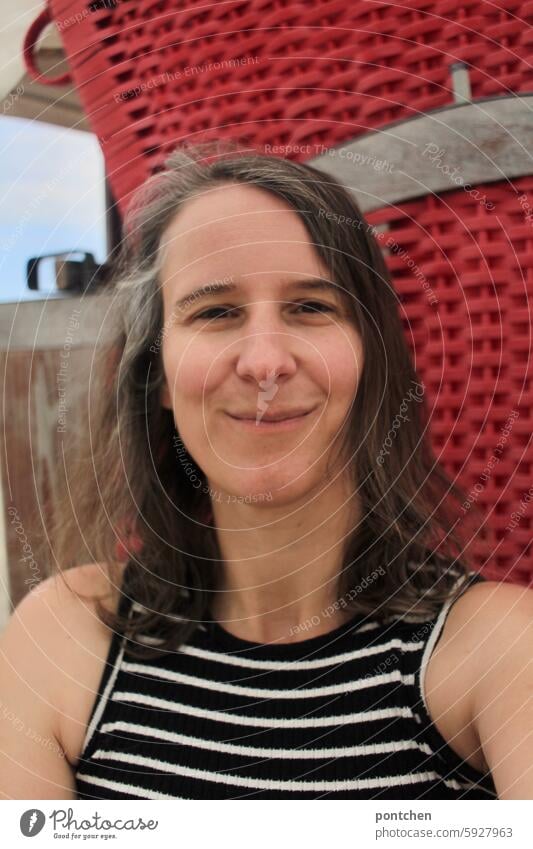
[44,0,533,215]
[366,175,533,585]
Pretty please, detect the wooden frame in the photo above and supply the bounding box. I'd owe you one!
[309,94,533,212]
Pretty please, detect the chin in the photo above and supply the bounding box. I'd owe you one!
[219,463,322,506]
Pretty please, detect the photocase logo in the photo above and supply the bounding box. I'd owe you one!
[256,367,280,424]
[20,809,45,837]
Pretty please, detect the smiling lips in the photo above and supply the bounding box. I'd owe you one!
[225,406,317,430]
[228,406,313,422]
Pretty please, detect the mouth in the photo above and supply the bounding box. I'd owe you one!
[226,407,317,430]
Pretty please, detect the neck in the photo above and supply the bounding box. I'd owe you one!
[208,477,361,644]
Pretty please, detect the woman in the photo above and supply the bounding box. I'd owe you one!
[1,144,531,800]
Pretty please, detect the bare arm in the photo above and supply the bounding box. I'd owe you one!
[0,579,76,799]
[470,582,533,799]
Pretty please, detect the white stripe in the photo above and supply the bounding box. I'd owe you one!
[79,639,127,757]
[132,602,186,622]
[100,719,433,760]
[121,662,415,699]
[136,635,166,645]
[419,573,475,718]
[75,772,181,800]
[179,637,421,670]
[353,621,381,633]
[112,691,414,728]
[91,749,464,792]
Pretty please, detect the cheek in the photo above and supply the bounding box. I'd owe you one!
[162,341,222,405]
[338,356,362,400]
[323,334,364,402]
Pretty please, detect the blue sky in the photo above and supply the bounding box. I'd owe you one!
[0,116,106,302]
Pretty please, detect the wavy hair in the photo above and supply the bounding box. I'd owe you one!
[51,141,487,658]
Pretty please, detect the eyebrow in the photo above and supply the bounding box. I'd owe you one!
[173,278,343,312]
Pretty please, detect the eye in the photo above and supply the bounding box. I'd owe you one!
[294,301,335,314]
[193,306,239,321]
[193,301,335,321]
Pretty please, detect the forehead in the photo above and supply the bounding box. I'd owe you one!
[159,182,327,283]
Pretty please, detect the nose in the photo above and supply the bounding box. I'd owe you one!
[234,321,298,386]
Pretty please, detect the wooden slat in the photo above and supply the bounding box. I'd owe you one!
[309,94,533,212]
[0,294,115,351]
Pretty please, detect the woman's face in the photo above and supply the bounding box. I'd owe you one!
[158,182,364,507]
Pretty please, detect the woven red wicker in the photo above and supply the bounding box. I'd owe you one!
[27,0,533,215]
[366,175,533,585]
[22,1,533,582]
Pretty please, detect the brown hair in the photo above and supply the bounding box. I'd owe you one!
[50,141,486,657]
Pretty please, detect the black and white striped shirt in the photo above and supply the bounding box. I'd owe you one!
[74,571,497,799]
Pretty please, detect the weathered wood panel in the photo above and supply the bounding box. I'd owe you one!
[0,295,115,623]
[309,94,533,212]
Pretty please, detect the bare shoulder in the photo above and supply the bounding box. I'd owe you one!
[424,578,533,776]
[9,561,125,663]
[0,562,126,797]
[4,560,126,686]
[2,562,126,766]
[437,578,533,659]
[428,578,533,666]
[2,561,124,664]
[41,561,126,611]
[449,578,533,618]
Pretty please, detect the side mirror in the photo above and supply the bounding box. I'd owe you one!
[26,251,111,294]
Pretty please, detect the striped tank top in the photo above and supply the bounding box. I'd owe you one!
[74,570,497,800]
